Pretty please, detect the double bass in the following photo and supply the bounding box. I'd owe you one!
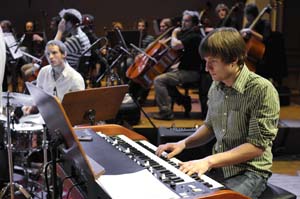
[126,27,180,88]
[242,4,272,72]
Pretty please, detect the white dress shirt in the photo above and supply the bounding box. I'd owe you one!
[36,62,85,101]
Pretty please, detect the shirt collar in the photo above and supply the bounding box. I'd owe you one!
[61,62,71,77]
[231,65,250,94]
[52,61,69,79]
[215,65,250,94]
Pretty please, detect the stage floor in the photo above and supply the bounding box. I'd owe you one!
[133,88,300,129]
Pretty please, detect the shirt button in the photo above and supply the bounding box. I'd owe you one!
[222,129,225,132]
[224,112,227,116]
[225,95,228,99]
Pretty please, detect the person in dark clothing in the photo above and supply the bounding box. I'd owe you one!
[243,3,271,42]
[127,18,155,104]
[152,10,204,120]
[215,3,239,29]
[241,4,286,82]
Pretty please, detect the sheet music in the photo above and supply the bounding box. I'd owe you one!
[3,32,23,59]
[96,169,180,199]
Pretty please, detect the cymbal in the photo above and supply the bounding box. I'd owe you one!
[2,92,35,106]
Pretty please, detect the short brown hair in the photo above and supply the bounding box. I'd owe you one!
[199,27,246,66]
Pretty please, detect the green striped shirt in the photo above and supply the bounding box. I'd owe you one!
[205,65,280,179]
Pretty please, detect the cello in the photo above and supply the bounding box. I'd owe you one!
[126,27,180,88]
[242,4,272,72]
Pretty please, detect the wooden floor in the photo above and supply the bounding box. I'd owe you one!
[133,87,300,176]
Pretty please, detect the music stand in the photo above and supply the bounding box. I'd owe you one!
[106,30,140,48]
[25,82,105,198]
[62,85,128,126]
[3,32,23,59]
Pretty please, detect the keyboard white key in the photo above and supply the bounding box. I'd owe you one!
[138,140,224,189]
[117,135,194,184]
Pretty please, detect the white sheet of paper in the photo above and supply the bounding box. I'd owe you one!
[3,32,23,59]
[96,169,180,199]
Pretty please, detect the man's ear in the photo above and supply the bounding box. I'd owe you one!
[63,51,67,59]
[232,58,238,66]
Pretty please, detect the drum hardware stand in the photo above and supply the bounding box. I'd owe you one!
[0,92,32,199]
[22,125,49,199]
[46,128,64,199]
[42,125,48,171]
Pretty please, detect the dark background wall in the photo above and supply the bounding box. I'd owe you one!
[1,0,242,35]
[1,0,299,68]
[283,0,300,68]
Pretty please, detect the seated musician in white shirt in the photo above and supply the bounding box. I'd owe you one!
[22,40,85,115]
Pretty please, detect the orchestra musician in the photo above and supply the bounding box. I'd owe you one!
[156,27,280,199]
[158,18,172,36]
[152,10,204,120]
[22,20,45,57]
[55,8,91,72]
[241,3,273,78]
[242,3,271,42]
[21,40,85,115]
[127,18,155,104]
[215,3,239,29]
[20,20,45,87]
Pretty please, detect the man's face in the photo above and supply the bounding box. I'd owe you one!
[137,22,146,31]
[25,22,34,32]
[181,15,194,31]
[64,20,73,33]
[46,45,66,67]
[204,56,235,82]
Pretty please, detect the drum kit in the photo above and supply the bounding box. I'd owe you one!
[0,92,48,199]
